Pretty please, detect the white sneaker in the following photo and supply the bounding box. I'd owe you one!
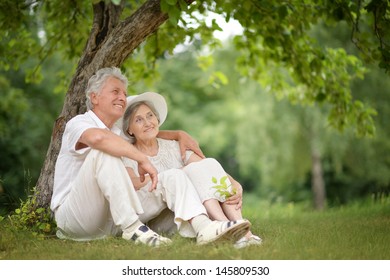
[122,224,172,247]
[197,219,251,245]
[234,234,263,249]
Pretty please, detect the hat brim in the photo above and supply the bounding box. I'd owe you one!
[116,92,168,133]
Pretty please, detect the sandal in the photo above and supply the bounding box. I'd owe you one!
[123,224,172,247]
[197,219,251,245]
[248,235,262,245]
[234,234,263,249]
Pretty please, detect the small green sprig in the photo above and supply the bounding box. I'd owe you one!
[211,175,236,199]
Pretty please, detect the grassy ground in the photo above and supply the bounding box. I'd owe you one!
[1,194,389,260]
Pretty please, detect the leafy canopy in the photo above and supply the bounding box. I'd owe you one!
[1,0,388,136]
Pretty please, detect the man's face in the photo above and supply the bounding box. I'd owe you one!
[92,77,127,123]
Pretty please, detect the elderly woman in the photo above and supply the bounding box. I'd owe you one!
[120,92,261,248]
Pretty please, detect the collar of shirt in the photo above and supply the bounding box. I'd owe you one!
[87,110,122,136]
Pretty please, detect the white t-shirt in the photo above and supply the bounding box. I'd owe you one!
[122,138,193,175]
[50,111,122,211]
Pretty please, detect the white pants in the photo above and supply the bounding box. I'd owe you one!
[55,150,144,240]
[183,158,232,203]
[137,168,207,238]
[143,159,233,235]
[54,150,206,240]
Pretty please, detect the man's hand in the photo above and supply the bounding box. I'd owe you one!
[137,159,158,192]
[177,131,205,160]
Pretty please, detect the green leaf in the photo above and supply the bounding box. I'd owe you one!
[165,5,181,25]
[220,175,228,185]
[178,0,188,11]
[160,0,170,13]
[211,176,233,199]
[165,0,177,5]
[278,5,288,20]
[197,56,214,71]
[36,208,45,214]
[315,92,327,102]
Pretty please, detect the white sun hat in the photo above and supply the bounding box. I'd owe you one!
[117,91,168,139]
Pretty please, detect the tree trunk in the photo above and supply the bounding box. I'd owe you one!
[311,147,326,210]
[35,0,174,208]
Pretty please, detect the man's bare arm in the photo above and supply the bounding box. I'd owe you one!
[79,128,158,189]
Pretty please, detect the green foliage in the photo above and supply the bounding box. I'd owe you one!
[0,55,66,215]
[0,1,40,71]
[0,77,29,138]
[1,0,386,136]
[7,187,56,239]
[0,0,91,74]
[160,0,187,25]
[211,176,236,199]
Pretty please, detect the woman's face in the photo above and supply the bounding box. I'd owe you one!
[128,104,159,141]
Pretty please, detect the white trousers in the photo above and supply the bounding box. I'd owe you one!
[183,158,232,203]
[137,168,207,238]
[147,158,232,235]
[55,150,207,240]
[55,150,144,240]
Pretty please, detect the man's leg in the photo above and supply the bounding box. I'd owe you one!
[55,150,170,246]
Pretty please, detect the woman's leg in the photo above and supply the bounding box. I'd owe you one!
[221,203,253,238]
[203,199,229,221]
[184,158,255,239]
[138,168,250,244]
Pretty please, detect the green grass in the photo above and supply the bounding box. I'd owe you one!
[1,194,389,260]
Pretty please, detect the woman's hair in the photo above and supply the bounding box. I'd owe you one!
[122,101,160,143]
[85,67,128,110]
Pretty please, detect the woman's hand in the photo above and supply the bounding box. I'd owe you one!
[224,177,243,210]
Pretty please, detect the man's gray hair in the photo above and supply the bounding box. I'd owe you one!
[86,67,128,110]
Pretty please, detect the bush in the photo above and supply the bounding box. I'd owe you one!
[6,187,56,239]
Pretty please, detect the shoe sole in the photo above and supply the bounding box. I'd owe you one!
[198,220,251,245]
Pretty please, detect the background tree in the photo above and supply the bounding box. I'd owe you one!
[1,0,389,210]
[0,55,66,215]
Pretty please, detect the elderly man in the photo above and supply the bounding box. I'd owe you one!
[51,67,250,247]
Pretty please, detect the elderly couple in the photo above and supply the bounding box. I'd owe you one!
[51,67,261,249]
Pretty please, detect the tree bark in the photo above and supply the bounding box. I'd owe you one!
[35,0,174,208]
[311,147,326,210]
